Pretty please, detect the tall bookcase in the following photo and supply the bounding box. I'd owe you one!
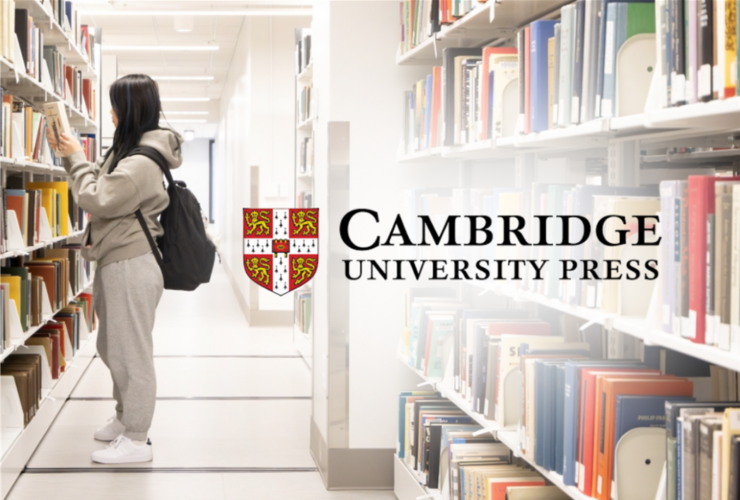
[294,27,314,367]
[0,0,102,496]
[392,1,740,499]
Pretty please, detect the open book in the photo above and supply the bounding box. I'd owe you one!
[42,102,72,156]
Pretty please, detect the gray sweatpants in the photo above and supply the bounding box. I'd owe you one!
[94,252,164,441]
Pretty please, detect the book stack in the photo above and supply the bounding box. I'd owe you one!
[298,83,312,123]
[2,94,53,163]
[295,28,311,74]
[661,176,740,351]
[402,47,520,153]
[295,290,312,334]
[50,1,95,68]
[398,391,562,500]
[299,136,313,174]
[0,0,18,63]
[398,0,487,56]
[1,352,43,427]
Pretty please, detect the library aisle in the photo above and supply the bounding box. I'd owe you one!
[5,263,391,500]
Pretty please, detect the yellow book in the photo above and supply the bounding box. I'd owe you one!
[27,182,69,236]
[721,408,740,500]
[1,275,21,318]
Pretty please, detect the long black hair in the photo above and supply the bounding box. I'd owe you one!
[105,74,162,170]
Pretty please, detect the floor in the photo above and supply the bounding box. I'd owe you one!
[7,263,395,500]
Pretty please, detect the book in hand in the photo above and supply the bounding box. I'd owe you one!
[42,102,72,156]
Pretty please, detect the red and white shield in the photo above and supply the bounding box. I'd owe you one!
[243,208,319,296]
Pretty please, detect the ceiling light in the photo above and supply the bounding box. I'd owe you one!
[174,15,194,33]
[161,111,209,116]
[103,45,219,51]
[161,119,208,124]
[184,130,196,141]
[160,98,211,102]
[151,76,214,81]
[81,9,312,16]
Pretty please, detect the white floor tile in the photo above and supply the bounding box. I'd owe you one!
[72,357,310,398]
[8,473,396,500]
[27,400,313,469]
[8,473,226,500]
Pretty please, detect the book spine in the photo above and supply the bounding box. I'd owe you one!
[697,0,714,101]
[731,185,740,328]
[594,0,609,118]
[707,198,716,346]
[572,0,586,123]
[713,0,725,100]
[601,3,619,118]
[524,26,532,134]
[687,0,699,103]
[725,0,737,97]
[662,181,676,333]
[558,5,573,126]
[553,24,561,126]
[688,177,705,342]
[671,0,687,105]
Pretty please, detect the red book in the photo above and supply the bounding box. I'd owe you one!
[688,175,740,344]
[479,47,518,141]
[65,66,74,100]
[576,368,660,496]
[524,26,531,134]
[486,320,550,337]
[489,479,546,500]
[5,195,24,234]
[430,66,441,148]
[39,324,66,371]
[82,79,92,115]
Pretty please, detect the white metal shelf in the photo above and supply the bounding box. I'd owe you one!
[468,282,740,372]
[0,156,67,175]
[394,453,442,500]
[1,327,98,498]
[0,229,85,261]
[398,97,740,162]
[297,62,313,84]
[297,116,316,131]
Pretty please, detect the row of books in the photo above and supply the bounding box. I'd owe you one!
[1,291,94,427]
[1,90,97,163]
[660,176,740,349]
[400,295,740,500]
[295,28,312,75]
[295,290,312,334]
[402,47,518,153]
[298,83,312,123]
[33,0,95,67]
[8,8,96,116]
[399,393,568,500]
[296,191,313,209]
[402,177,740,353]
[398,0,487,56]
[298,136,313,174]
[1,246,91,335]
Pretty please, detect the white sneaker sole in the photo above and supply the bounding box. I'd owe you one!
[91,449,153,464]
[94,432,120,442]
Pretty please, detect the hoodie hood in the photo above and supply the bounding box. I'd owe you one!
[139,127,184,169]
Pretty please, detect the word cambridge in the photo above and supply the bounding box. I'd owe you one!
[339,209,660,282]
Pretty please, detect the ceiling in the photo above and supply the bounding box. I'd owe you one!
[77,0,311,137]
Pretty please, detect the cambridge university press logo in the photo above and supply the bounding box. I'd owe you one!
[243,209,319,296]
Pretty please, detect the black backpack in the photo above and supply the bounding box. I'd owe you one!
[123,146,216,291]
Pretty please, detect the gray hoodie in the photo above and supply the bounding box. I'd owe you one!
[62,128,183,269]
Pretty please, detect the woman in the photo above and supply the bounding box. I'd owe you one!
[47,74,182,464]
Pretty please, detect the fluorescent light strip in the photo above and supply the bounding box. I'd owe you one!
[104,46,219,52]
[161,111,209,116]
[152,76,214,81]
[160,98,210,102]
[81,9,311,16]
[161,119,208,123]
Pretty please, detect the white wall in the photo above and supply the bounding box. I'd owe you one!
[215,15,310,314]
[311,1,445,450]
[177,139,211,221]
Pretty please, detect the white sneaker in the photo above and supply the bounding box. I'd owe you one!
[91,435,153,464]
[94,416,126,442]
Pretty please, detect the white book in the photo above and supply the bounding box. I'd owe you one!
[731,184,740,328]
[494,334,563,425]
[558,5,575,126]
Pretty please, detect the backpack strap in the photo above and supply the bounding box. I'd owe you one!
[124,146,172,269]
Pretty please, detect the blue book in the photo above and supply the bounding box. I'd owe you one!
[534,359,549,467]
[561,360,645,486]
[424,74,433,149]
[572,0,586,124]
[65,2,73,30]
[529,20,558,132]
[613,395,693,478]
[554,364,567,474]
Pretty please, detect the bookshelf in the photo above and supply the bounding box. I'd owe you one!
[0,0,102,496]
[393,0,740,498]
[295,27,314,368]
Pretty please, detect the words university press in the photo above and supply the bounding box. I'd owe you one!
[338,209,661,282]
